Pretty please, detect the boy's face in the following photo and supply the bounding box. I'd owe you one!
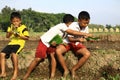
[11,17,21,28]
[78,19,90,28]
[66,22,73,27]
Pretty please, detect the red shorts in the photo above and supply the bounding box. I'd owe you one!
[47,46,56,54]
[35,40,47,58]
[64,42,86,53]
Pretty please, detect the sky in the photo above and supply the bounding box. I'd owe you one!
[0,0,120,26]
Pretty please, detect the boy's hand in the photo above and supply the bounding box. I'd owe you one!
[51,41,57,46]
[85,33,92,37]
[85,37,100,42]
[78,37,86,42]
[8,31,14,34]
[6,30,14,38]
[14,32,20,37]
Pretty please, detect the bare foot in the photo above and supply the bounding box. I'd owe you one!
[71,70,79,80]
[72,75,79,80]
[11,75,17,80]
[10,79,17,80]
[71,69,75,78]
[63,70,69,78]
[50,76,54,79]
[0,73,6,78]
[50,72,55,79]
[22,75,28,80]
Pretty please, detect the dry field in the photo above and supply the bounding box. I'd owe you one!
[0,34,120,80]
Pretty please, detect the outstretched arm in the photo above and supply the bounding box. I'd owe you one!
[66,29,92,37]
[68,37,86,42]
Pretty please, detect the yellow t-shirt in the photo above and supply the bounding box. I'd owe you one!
[7,24,29,53]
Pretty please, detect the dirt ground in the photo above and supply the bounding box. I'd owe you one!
[0,40,120,80]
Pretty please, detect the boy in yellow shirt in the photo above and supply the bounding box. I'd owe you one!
[0,12,29,80]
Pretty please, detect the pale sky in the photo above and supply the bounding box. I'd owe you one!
[0,0,120,26]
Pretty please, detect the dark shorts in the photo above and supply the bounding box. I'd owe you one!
[1,45,20,58]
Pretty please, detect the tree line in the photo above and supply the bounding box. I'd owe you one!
[0,6,120,32]
[0,6,67,32]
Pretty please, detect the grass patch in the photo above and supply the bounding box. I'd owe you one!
[95,49,119,54]
[0,32,6,36]
[90,32,120,37]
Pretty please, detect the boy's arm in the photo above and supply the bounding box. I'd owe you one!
[6,26,14,38]
[19,28,29,40]
[68,37,86,42]
[6,31,13,38]
[6,31,29,40]
[18,35,29,40]
[66,29,92,37]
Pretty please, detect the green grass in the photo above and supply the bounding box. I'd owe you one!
[101,74,120,80]
[29,32,44,37]
[0,32,6,36]
[108,74,120,80]
[0,31,120,38]
[90,32,120,36]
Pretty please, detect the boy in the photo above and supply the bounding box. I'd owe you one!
[0,12,29,80]
[56,11,91,79]
[22,14,91,80]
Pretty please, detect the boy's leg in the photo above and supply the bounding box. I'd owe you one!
[56,45,69,77]
[10,53,18,80]
[0,53,1,73]
[23,58,41,80]
[50,52,56,78]
[0,53,6,77]
[23,40,47,80]
[71,48,90,78]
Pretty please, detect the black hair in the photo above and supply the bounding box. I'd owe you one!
[63,14,74,23]
[10,12,21,21]
[78,11,90,20]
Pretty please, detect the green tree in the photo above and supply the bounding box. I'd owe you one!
[0,6,17,31]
